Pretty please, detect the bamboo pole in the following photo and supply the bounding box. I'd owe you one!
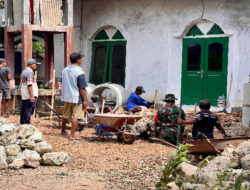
[153,89,158,109]
[194,103,197,113]
[101,99,106,114]
[50,70,56,123]
[32,71,38,119]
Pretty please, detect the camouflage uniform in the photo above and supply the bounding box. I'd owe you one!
[155,94,185,145]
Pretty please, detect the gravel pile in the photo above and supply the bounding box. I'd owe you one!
[0,117,71,170]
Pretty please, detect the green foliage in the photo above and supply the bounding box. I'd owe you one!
[157,144,193,190]
[0,1,4,9]
[204,172,248,190]
[32,41,45,52]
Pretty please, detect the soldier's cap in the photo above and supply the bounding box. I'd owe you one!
[163,94,178,101]
[0,58,8,64]
[27,58,41,66]
[136,86,146,93]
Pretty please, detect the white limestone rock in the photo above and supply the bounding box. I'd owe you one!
[221,147,239,168]
[235,140,250,158]
[0,146,8,169]
[42,152,72,166]
[241,154,250,170]
[0,117,7,124]
[0,131,17,146]
[167,182,180,190]
[177,162,198,180]
[16,125,38,139]
[9,158,24,169]
[205,156,231,169]
[5,144,21,156]
[17,149,41,161]
[28,132,44,142]
[35,141,53,155]
[20,139,36,150]
[0,123,16,135]
[24,158,40,168]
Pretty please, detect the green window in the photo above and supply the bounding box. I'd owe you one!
[89,29,126,86]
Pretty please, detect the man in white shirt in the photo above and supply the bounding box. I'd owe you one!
[20,58,41,124]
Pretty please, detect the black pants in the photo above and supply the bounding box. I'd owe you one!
[20,98,37,124]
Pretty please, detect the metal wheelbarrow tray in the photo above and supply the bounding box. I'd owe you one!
[94,114,143,144]
[186,137,250,154]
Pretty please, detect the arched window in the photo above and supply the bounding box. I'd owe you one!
[89,28,126,86]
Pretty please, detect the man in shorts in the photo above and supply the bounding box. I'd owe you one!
[61,53,88,140]
[0,59,11,118]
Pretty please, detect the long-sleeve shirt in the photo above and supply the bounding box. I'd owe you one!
[126,92,151,111]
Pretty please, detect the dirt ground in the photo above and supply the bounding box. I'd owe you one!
[0,115,173,190]
[0,110,247,190]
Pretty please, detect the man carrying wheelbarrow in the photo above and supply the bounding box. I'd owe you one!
[154,94,185,145]
[61,53,88,140]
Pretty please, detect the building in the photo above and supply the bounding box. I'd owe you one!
[2,0,250,111]
[66,0,249,111]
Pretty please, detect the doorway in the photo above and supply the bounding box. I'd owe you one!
[181,37,229,106]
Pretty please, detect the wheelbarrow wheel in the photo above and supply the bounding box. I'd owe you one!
[122,133,135,144]
[117,132,123,142]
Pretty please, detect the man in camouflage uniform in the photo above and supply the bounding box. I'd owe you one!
[154,94,185,145]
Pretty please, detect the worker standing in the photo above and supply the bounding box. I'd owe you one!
[20,58,41,124]
[61,53,88,140]
[0,59,11,118]
[126,86,153,113]
[154,94,185,145]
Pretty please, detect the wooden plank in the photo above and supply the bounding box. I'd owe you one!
[4,28,15,115]
[45,33,54,81]
[64,27,74,67]
[30,25,70,32]
[22,25,33,69]
[50,70,56,122]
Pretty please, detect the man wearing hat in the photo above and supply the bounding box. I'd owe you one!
[0,58,12,117]
[126,86,153,113]
[20,58,41,124]
[154,94,185,145]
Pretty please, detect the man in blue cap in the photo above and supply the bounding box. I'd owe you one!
[20,58,41,124]
[0,58,11,117]
[126,86,153,113]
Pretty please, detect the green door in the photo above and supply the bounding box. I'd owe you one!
[181,37,228,106]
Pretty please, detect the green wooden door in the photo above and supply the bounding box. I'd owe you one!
[181,37,228,106]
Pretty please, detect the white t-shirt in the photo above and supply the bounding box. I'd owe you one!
[20,67,38,100]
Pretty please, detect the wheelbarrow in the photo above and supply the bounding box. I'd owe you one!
[94,114,142,144]
[186,136,250,154]
[42,102,91,128]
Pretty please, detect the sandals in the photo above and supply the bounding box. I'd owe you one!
[69,136,82,141]
[60,131,68,136]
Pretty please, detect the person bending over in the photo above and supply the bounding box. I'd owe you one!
[126,86,153,113]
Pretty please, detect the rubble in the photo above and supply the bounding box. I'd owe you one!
[0,118,72,170]
[174,140,250,189]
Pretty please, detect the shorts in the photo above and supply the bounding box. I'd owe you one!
[63,102,84,120]
[0,88,11,99]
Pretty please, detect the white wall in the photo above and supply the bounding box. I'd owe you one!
[71,0,250,108]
